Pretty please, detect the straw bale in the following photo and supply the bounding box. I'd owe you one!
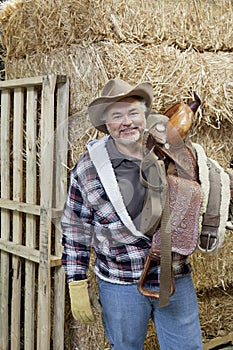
[3,42,233,130]
[189,126,233,293]
[64,302,109,350]
[191,230,233,292]
[0,0,233,59]
[190,122,232,169]
[198,285,233,342]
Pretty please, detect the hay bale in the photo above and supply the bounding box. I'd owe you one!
[0,0,232,59]
[190,123,232,169]
[191,231,233,292]
[3,42,233,128]
[198,285,233,342]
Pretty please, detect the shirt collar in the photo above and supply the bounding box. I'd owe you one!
[106,137,140,168]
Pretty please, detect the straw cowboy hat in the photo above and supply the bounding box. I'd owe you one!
[88,78,154,133]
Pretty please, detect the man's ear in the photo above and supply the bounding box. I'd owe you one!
[105,123,110,134]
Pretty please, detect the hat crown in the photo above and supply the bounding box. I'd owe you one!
[101,79,134,98]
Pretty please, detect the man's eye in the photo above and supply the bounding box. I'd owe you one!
[130,112,139,117]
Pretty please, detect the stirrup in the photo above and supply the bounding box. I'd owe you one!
[137,251,176,298]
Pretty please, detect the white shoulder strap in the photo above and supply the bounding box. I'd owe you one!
[192,143,210,217]
[87,138,147,239]
[192,142,230,252]
[207,157,230,249]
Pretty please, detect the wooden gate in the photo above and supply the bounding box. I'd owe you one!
[0,75,69,350]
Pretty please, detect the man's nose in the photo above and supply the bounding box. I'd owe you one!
[122,114,132,124]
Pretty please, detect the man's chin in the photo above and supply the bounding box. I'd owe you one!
[117,134,141,145]
[116,130,141,144]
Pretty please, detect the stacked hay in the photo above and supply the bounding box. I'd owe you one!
[0,0,233,348]
[198,285,233,343]
[0,0,232,57]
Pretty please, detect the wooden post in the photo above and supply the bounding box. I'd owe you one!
[37,74,57,350]
[53,77,69,350]
[24,86,38,350]
[0,89,11,350]
[11,87,24,350]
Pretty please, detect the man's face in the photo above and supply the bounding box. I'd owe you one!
[105,97,146,144]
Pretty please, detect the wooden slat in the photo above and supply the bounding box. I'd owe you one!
[0,75,66,90]
[0,76,43,89]
[11,87,24,350]
[0,239,61,266]
[24,86,38,350]
[0,198,41,215]
[37,74,57,350]
[0,198,62,217]
[53,75,69,350]
[0,89,11,350]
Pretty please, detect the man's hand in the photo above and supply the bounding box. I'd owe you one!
[68,279,101,324]
[226,169,233,230]
[226,199,233,230]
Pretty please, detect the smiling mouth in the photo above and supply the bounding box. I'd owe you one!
[120,127,138,135]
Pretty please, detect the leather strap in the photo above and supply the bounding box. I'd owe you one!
[198,158,221,252]
[140,150,167,236]
[139,148,173,307]
[158,188,172,307]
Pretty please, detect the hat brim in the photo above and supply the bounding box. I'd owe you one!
[88,82,153,134]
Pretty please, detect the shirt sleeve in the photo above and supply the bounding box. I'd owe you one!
[61,164,94,282]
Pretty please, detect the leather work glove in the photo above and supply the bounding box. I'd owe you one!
[68,279,101,324]
[226,199,233,230]
[226,169,233,230]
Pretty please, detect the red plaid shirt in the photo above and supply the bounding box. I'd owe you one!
[61,138,192,284]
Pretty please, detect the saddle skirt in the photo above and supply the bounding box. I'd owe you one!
[152,174,202,255]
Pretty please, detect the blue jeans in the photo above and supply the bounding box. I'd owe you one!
[98,274,203,350]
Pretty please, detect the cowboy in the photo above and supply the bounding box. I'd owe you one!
[61,78,205,350]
